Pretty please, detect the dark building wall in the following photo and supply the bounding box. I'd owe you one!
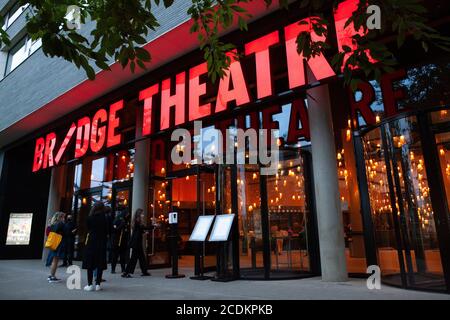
[0,140,50,259]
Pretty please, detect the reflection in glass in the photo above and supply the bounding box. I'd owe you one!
[362,115,445,290]
[266,151,310,272]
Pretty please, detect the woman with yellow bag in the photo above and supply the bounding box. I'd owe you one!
[45,211,66,283]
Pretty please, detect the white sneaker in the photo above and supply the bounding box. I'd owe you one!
[84,285,94,291]
[95,285,102,291]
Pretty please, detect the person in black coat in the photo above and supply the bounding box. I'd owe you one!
[82,202,110,291]
[111,209,130,273]
[61,214,77,267]
[122,208,152,278]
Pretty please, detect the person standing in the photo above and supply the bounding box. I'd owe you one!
[61,214,77,267]
[121,209,152,278]
[82,202,109,291]
[111,209,130,274]
[45,212,66,283]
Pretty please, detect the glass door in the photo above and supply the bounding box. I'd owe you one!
[198,168,217,272]
[148,178,171,268]
[360,113,449,291]
[111,181,132,215]
[165,165,217,272]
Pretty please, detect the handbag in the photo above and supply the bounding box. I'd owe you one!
[45,231,62,251]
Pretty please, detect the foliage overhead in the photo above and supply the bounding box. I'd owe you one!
[0,0,449,90]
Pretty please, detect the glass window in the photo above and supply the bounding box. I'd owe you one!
[5,35,42,75]
[3,2,29,29]
[5,37,27,73]
[266,151,311,273]
[90,157,106,188]
[237,164,264,272]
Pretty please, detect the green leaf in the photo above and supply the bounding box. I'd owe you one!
[135,47,151,61]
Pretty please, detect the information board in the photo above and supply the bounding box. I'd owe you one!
[189,215,215,242]
[209,214,235,242]
[6,213,33,245]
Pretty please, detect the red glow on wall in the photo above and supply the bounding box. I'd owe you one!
[161,72,186,130]
[215,51,250,112]
[245,31,279,99]
[139,83,159,136]
[284,18,335,88]
[75,116,91,158]
[189,62,211,121]
[107,100,124,147]
[90,108,108,152]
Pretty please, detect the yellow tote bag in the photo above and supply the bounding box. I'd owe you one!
[45,232,62,251]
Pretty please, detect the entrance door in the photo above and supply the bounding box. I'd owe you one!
[111,181,132,215]
[359,113,450,291]
[72,187,102,260]
[166,165,217,271]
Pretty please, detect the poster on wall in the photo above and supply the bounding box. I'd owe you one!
[6,213,33,245]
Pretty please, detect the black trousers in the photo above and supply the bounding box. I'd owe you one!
[125,247,148,274]
[87,268,103,285]
[63,238,74,265]
[111,246,127,273]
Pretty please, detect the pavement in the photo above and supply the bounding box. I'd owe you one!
[0,260,449,300]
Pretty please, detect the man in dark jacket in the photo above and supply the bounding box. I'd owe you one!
[111,209,130,273]
[61,214,77,267]
[122,209,153,278]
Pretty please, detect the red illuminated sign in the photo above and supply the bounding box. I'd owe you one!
[33,100,125,172]
[32,0,384,172]
[245,31,279,99]
[161,72,186,130]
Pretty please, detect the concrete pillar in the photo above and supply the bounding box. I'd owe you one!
[131,111,150,221]
[306,71,348,282]
[42,165,67,259]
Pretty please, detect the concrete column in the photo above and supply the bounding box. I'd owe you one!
[306,71,348,282]
[131,111,150,221]
[42,165,66,259]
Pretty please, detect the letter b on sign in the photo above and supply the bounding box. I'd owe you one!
[366,265,381,290]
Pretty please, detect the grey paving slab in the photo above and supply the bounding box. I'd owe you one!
[0,260,449,300]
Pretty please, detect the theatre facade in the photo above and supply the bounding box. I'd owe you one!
[1,0,450,293]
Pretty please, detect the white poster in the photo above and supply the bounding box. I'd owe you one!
[189,215,214,242]
[6,213,33,245]
[209,214,235,242]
